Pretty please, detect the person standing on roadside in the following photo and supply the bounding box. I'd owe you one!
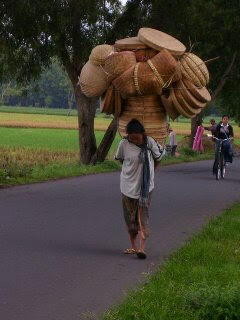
[192,120,204,153]
[115,119,165,259]
[204,118,217,137]
[169,128,177,156]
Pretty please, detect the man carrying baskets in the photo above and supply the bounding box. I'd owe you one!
[115,119,164,259]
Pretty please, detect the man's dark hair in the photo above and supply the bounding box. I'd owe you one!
[222,115,229,119]
[210,118,216,124]
[126,118,145,134]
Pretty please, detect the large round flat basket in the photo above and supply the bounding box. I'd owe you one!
[115,37,147,50]
[138,28,186,56]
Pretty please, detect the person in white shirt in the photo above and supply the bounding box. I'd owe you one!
[115,119,164,259]
[169,128,177,156]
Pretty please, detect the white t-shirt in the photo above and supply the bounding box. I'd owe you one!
[115,136,164,199]
[169,131,177,146]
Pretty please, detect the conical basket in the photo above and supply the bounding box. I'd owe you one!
[79,61,110,98]
[104,51,136,79]
[89,45,114,66]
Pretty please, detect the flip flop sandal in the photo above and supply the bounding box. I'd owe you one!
[137,251,147,259]
[124,248,137,254]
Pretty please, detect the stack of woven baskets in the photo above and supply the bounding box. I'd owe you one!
[78,28,211,144]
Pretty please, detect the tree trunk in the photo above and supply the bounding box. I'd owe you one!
[66,62,118,165]
[91,116,118,164]
[67,90,74,116]
[75,85,97,164]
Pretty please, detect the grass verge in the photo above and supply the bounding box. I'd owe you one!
[0,127,215,187]
[0,143,214,187]
[0,146,121,187]
[102,203,240,320]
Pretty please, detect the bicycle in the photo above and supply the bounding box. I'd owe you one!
[212,136,232,180]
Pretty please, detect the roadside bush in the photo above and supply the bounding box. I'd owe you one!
[181,147,197,157]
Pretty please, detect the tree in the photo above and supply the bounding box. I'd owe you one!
[150,0,240,139]
[0,0,122,164]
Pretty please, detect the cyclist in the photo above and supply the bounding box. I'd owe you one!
[213,115,234,173]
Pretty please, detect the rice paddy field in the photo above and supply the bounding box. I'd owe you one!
[0,106,234,186]
[0,107,239,138]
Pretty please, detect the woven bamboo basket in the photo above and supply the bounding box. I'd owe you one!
[100,85,114,114]
[136,62,163,95]
[112,66,136,99]
[184,52,209,84]
[170,88,201,118]
[149,49,181,83]
[135,48,158,62]
[79,61,110,98]
[114,37,147,50]
[89,45,114,66]
[138,28,186,56]
[161,93,180,120]
[113,62,164,98]
[182,78,211,103]
[113,52,179,99]
[104,51,136,79]
[118,95,168,144]
[177,79,207,109]
[180,53,209,87]
[174,85,202,115]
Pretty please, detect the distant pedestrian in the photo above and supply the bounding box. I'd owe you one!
[169,128,177,156]
[192,120,204,153]
[115,119,164,259]
[204,118,217,137]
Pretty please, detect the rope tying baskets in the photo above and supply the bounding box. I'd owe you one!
[147,59,165,87]
[134,63,142,95]
[150,49,181,83]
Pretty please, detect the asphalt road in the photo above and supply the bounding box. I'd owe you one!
[0,159,240,320]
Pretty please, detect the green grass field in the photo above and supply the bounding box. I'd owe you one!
[0,126,214,187]
[102,203,240,320]
[1,107,239,137]
[0,107,231,186]
[0,105,78,116]
[0,127,121,152]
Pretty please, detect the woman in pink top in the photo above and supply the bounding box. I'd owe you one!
[192,120,204,152]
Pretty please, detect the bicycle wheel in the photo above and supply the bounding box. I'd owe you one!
[221,154,226,178]
[216,162,221,180]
